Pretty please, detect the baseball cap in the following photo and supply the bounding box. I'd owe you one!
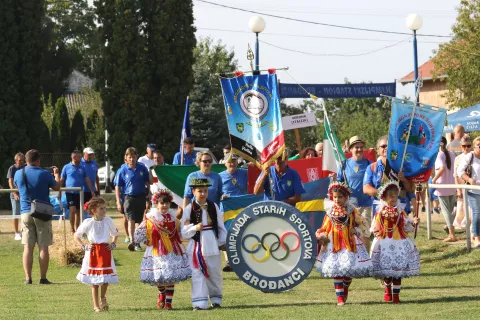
[83,147,95,154]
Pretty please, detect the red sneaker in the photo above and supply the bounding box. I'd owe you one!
[157,294,166,309]
[165,303,172,310]
[337,296,345,306]
[384,287,392,302]
[393,294,400,304]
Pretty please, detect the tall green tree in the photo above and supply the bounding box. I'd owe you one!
[51,97,71,152]
[433,0,480,109]
[96,0,196,167]
[85,110,106,162]
[190,37,238,157]
[70,110,86,150]
[0,0,46,179]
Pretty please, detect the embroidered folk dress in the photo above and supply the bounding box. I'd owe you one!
[135,209,191,285]
[75,216,119,285]
[370,202,420,278]
[316,204,373,278]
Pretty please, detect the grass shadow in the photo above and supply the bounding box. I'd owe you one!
[421,247,470,263]
[221,301,325,309]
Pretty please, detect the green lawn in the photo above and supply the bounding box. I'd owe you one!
[1,211,480,320]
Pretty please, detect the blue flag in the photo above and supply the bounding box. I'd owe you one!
[180,96,191,152]
[387,98,447,183]
[220,74,285,169]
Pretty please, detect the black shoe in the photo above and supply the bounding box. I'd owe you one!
[443,225,449,234]
[222,264,233,272]
[421,206,426,213]
[193,307,205,311]
[39,278,52,284]
[211,303,222,308]
[24,279,32,285]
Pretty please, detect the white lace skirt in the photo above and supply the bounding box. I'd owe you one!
[140,247,192,285]
[370,237,420,278]
[316,235,373,278]
[76,252,118,285]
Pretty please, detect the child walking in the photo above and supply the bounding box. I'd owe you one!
[134,190,191,310]
[74,197,118,313]
[370,180,420,304]
[181,178,227,311]
[315,181,373,306]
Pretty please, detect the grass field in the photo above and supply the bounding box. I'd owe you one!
[1,210,479,320]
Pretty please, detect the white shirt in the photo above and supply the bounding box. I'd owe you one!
[181,202,227,256]
[75,216,118,243]
[138,155,155,169]
[457,152,480,195]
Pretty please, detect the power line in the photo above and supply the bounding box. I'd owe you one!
[196,27,448,44]
[258,37,411,57]
[195,0,452,38]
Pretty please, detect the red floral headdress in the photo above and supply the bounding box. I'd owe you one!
[152,189,173,204]
[327,181,351,200]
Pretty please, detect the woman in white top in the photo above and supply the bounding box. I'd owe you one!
[453,136,473,229]
[457,136,480,248]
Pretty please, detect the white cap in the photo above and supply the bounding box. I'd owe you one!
[83,147,95,154]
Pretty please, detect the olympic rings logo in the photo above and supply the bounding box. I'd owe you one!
[241,232,301,263]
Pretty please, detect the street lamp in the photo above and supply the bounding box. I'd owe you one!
[249,16,265,71]
[406,13,423,101]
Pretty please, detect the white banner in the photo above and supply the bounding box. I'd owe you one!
[281,112,317,130]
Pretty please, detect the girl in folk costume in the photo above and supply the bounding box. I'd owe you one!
[74,197,119,313]
[370,180,420,304]
[315,181,373,306]
[134,190,191,310]
[181,178,227,311]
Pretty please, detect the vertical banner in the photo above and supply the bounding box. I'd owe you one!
[220,74,285,169]
[387,98,447,183]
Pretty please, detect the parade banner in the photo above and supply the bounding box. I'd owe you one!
[387,98,447,183]
[220,74,285,169]
[226,201,316,293]
[279,82,396,99]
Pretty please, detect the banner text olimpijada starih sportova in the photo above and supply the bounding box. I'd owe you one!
[220,73,285,169]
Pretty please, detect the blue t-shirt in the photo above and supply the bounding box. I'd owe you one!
[219,168,248,197]
[14,166,57,213]
[61,162,88,194]
[115,162,150,196]
[337,158,372,207]
[113,165,125,202]
[172,151,198,165]
[258,166,306,201]
[184,171,223,205]
[81,158,98,192]
[363,158,410,213]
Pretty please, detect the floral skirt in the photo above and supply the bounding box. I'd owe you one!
[140,247,192,285]
[370,237,420,278]
[316,236,373,278]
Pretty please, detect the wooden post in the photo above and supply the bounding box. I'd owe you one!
[294,128,302,155]
[63,210,67,266]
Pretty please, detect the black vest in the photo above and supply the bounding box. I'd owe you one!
[190,199,219,242]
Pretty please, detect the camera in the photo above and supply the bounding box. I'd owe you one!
[44,167,54,174]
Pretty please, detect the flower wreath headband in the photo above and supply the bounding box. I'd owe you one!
[152,189,173,204]
[327,181,352,200]
[377,180,400,200]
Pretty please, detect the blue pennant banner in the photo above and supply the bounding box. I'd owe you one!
[279,82,396,99]
[387,98,447,183]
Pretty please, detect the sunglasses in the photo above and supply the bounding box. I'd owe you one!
[462,145,472,148]
[201,160,213,164]
[379,145,388,149]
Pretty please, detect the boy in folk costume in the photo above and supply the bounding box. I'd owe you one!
[181,178,227,311]
[134,190,191,310]
[370,180,420,304]
[315,181,373,306]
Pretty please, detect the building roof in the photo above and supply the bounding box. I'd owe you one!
[399,58,447,84]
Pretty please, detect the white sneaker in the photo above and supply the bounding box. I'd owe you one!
[14,233,22,241]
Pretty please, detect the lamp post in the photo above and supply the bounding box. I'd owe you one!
[406,13,423,101]
[249,16,265,71]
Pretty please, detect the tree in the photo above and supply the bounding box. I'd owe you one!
[190,37,238,157]
[70,110,86,150]
[96,0,196,167]
[85,110,106,163]
[41,93,55,133]
[432,0,480,109]
[51,97,71,152]
[0,0,46,179]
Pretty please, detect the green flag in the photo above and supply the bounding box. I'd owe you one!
[323,113,346,172]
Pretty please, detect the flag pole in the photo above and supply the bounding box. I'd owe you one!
[323,107,348,186]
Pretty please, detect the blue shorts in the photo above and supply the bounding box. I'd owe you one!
[11,197,20,216]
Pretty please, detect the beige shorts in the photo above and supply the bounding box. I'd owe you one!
[21,213,53,246]
[357,206,373,231]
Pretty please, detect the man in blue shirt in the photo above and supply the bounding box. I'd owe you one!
[60,150,95,233]
[336,136,373,247]
[14,149,61,285]
[173,137,198,165]
[254,152,305,205]
[7,152,26,240]
[81,147,100,203]
[115,147,152,251]
[363,136,413,215]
